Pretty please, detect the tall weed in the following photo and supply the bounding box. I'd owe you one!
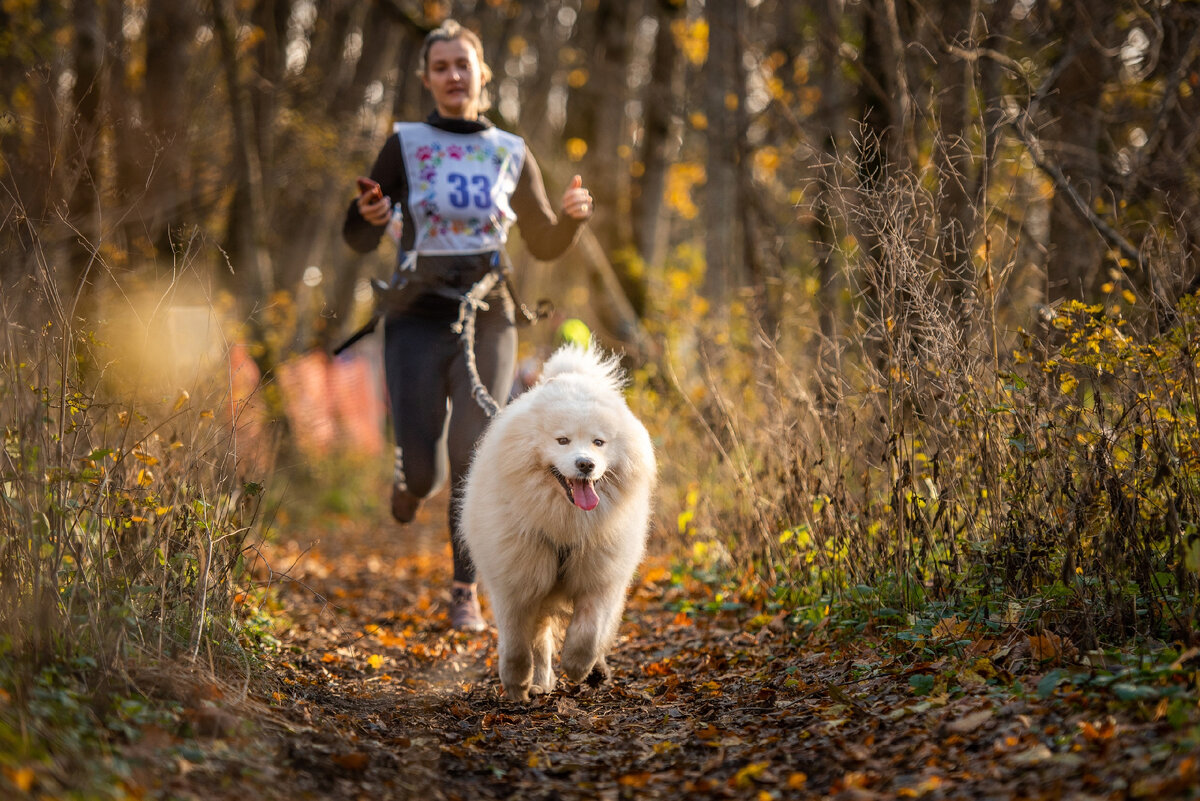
[638,151,1200,647]
[0,270,271,744]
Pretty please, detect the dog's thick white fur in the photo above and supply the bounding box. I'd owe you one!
[460,343,656,702]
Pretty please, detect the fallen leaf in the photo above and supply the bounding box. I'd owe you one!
[1079,717,1117,742]
[932,616,968,639]
[1007,744,1053,765]
[732,761,770,788]
[945,708,994,734]
[331,751,369,771]
[619,772,652,788]
[3,767,34,792]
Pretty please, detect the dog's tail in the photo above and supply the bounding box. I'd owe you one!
[540,341,626,390]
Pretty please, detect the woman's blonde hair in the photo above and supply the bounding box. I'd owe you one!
[417,19,493,112]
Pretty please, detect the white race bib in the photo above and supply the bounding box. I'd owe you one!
[395,122,526,256]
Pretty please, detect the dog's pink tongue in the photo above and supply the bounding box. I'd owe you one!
[571,479,600,511]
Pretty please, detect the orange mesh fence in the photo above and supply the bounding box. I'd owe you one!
[275,347,385,460]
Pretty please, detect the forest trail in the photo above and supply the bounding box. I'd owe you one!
[162,499,1200,800]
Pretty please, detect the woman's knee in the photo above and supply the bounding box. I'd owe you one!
[393,445,447,498]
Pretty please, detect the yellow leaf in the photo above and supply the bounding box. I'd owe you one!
[931,616,968,640]
[367,654,384,670]
[641,565,671,584]
[1121,289,1137,304]
[136,468,154,487]
[4,767,34,792]
[672,18,709,65]
[733,761,769,788]
[173,389,190,411]
[1029,631,1066,662]
[787,772,808,789]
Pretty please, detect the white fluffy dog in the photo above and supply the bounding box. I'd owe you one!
[460,343,656,702]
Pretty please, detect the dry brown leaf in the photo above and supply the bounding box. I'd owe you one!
[944,708,994,734]
[331,751,370,771]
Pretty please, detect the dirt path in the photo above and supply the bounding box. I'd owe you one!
[167,501,1200,800]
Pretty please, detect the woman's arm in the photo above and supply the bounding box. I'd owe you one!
[343,135,409,254]
[510,151,590,261]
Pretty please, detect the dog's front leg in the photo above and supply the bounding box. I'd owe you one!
[560,590,621,685]
[530,619,556,696]
[496,606,538,702]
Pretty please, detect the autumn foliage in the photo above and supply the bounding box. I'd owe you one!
[3,0,1200,795]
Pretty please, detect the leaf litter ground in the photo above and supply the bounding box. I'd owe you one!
[161,498,1200,800]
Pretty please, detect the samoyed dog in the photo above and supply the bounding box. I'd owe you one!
[460,343,656,702]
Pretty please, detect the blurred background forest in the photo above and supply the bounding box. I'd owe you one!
[5,0,1199,349]
[3,0,1200,671]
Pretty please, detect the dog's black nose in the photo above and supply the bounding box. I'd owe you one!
[575,457,595,475]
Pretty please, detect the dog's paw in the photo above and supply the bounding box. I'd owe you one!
[531,672,557,695]
[585,658,611,687]
[529,683,552,698]
[561,653,596,684]
[503,683,531,703]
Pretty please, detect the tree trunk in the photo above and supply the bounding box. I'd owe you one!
[1043,1,1115,303]
[514,3,562,150]
[703,0,743,312]
[66,0,103,301]
[634,0,683,274]
[564,0,642,313]
[933,0,978,318]
[144,0,198,255]
[102,0,144,261]
[812,0,849,406]
[251,0,291,209]
[213,0,273,308]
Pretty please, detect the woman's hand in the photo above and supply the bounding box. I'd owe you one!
[358,189,392,226]
[561,175,593,221]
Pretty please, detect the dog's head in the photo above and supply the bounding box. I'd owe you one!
[537,394,622,512]
[496,344,654,514]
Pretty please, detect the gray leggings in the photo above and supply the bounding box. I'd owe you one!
[383,300,516,583]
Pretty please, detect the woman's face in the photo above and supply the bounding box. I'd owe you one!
[423,37,483,120]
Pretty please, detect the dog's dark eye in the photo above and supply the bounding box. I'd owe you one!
[556,437,569,445]
[593,439,605,447]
